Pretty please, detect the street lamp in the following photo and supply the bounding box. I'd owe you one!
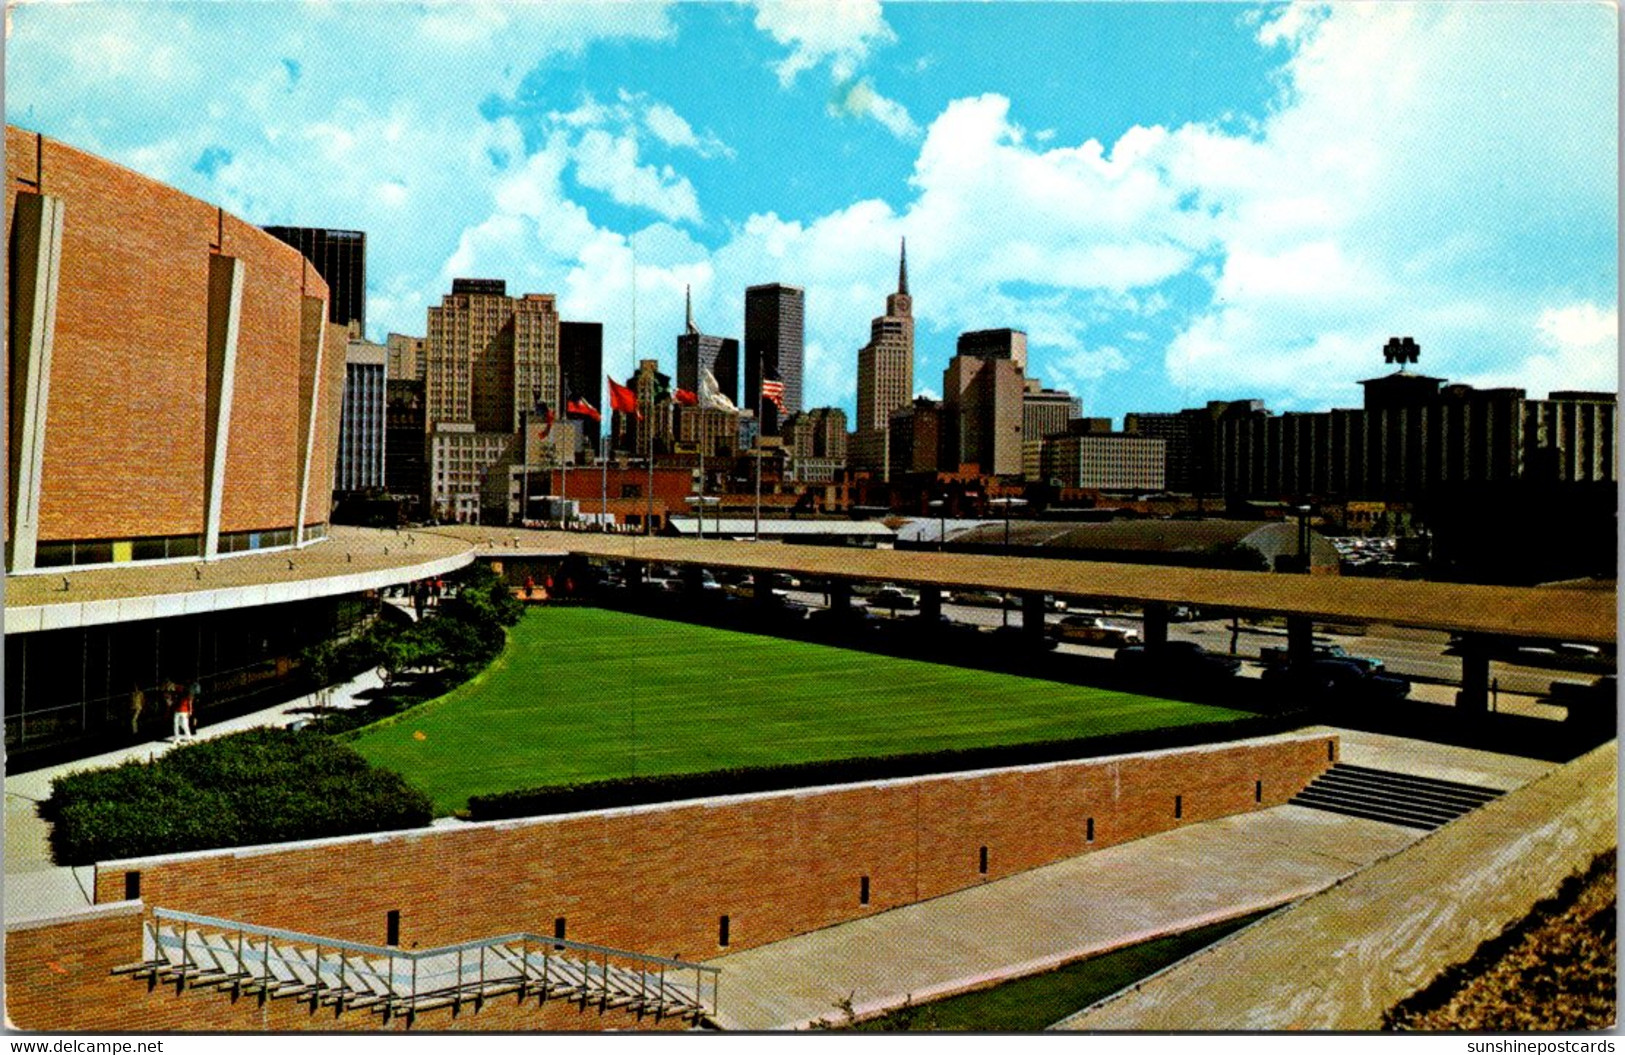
[1296,504,1312,574]
[686,494,720,539]
[989,497,1028,550]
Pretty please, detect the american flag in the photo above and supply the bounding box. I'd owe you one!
[760,377,785,410]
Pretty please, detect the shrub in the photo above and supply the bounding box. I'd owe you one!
[47,727,432,865]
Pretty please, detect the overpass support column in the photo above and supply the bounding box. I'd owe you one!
[828,582,852,612]
[1287,616,1314,667]
[1022,592,1046,645]
[1456,634,1491,713]
[920,586,942,622]
[624,561,647,591]
[1143,603,1170,650]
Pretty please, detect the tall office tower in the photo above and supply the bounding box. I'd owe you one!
[955,327,1027,372]
[386,332,426,381]
[744,283,804,435]
[853,240,915,480]
[676,286,740,408]
[335,336,387,494]
[560,320,604,454]
[263,226,367,331]
[385,379,426,514]
[943,330,1027,476]
[423,278,560,522]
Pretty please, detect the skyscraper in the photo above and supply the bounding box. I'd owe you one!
[423,278,560,522]
[263,226,367,332]
[676,286,739,407]
[853,239,915,481]
[560,320,604,454]
[335,335,387,494]
[744,283,804,435]
[943,330,1027,476]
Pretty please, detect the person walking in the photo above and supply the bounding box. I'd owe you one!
[171,681,194,740]
[128,684,146,736]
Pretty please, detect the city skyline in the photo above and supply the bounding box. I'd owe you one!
[7,2,1616,424]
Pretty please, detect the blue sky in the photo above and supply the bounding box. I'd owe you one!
[6,1,1617,422]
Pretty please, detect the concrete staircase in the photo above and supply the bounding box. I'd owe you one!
[1289,763,1504,830]
[114,908,718,1027]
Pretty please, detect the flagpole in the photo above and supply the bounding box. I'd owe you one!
[520,407,530,527]
[698,417,706,541]
[754,434,761,542]
[600,430,608,531]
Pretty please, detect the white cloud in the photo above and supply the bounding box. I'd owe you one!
[1161,3,1618,405]
[752,0,916,139]
[642,100,733,159]
[572,129,701,223]
[753,0,894,85]
[1462,303,1619,396]
[829,78,919,139]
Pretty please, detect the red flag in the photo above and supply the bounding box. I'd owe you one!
[674,388,699,406]
[533,402,554,440]
[566,397,602,423]
[607,375,641,420]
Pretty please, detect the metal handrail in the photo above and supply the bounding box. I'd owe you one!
[152,907,719,975]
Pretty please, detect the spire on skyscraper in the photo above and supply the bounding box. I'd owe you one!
[898,237,909,296]
[685,284,698,335]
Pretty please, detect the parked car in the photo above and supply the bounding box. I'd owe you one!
[870,586,921,610]
[1259,643,1384,673]
[1114,641,1241,680]
[1051,616,1141,648]
[1261,658,1410,701]
[951,590,1004,608]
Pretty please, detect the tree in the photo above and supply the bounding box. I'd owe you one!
[1205,540,1270,572]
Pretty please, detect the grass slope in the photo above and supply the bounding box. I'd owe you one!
[850,910,1272,1031]
[350,607,1247,814]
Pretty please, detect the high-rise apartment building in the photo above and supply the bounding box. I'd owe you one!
[853,241,915,481]
[335,336,387,494]
[888,397,946,479]
[263,226,367,332]
[785,407,849,462]
[386,332,426,381]
[1022,382,1080,444]
[744,283,804,435]
[423,278,561,522]
[560,320,604,454]
[676,287,739,409]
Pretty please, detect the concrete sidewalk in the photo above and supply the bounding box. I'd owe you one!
[705,729,1552,1031]
[4,668,387,922]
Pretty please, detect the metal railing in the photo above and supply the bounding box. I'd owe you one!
[116,907,720,1025]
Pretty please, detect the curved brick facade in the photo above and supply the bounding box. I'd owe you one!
[5,126,347,570]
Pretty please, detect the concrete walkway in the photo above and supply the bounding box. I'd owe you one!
[3,668,387,923]
[705,728,1552,1031]
[1058,740,1615,1031]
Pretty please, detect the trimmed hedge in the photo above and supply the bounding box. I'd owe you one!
[465,711,1310,821]
[46,728,432,865]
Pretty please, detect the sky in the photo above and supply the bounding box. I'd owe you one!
[6,1,1618,423]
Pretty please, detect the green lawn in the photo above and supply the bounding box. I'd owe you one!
[349,607,1248,814]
